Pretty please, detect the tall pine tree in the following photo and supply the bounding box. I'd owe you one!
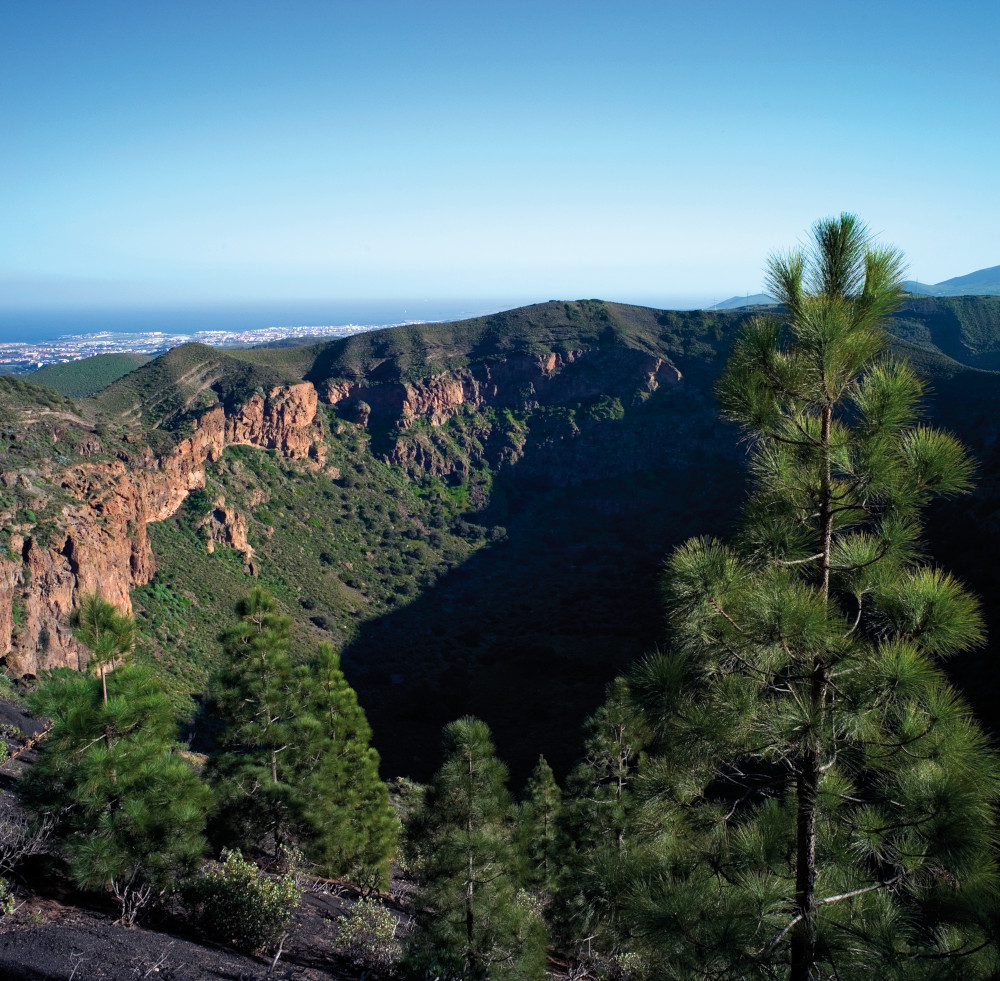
[515,755,562,897]
[617,215,1000,979]
[406,716,548,981]
[557,676,649,959]
[208,591,395,880]
[207,587,296,854]
[287,642,397,883]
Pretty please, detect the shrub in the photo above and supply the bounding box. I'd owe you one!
[334,897,401,973]
[184,488,214,519]
[187,849,301,953]
[0,878,13,917]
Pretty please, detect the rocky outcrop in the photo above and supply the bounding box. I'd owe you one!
[320,348,681,429]
[225,385,326,465]
[201,499,255,571]
[1,384,323,677]
[322,348,683,480]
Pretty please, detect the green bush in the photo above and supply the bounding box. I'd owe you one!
[187,849,301,953]
[334,897,401,973]
[184,488,214,520]
[0,878,14,917]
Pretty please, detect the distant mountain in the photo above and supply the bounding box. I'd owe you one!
[708,293,777,310]
[711,266,1000,307]
[903,264,1000,297]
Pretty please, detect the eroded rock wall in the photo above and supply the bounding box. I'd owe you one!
[1,384,323,677]
[320,348,680,427]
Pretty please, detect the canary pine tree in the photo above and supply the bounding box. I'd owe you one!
[516,755,562,896]
[406,717,548,981]
[70,592,134,703]
[621,215,1000,980]
[557,676,650,955]
[207,588,296,854]
[24,601,209,926]
[287,642,397,882]
[208,591,395,880]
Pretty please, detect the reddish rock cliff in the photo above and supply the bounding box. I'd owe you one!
[320,348,680,428]
[1,383,323,677]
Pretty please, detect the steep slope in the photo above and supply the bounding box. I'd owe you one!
[889,295,1000,370]
[1,380,326,679]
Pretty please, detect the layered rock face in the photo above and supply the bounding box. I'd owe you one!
[326,348,684,480]
[321,348,680,425]
[1,384,323,677]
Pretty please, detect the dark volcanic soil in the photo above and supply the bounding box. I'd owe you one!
[0,888,358,981]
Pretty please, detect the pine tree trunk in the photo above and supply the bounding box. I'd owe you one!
[465,749,476,972]
[466,862,475,958]
[791,403,833,981]
[791,712,820,980]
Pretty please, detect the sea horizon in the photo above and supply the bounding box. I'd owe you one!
[0,293,723,346]
[0,299,528,346]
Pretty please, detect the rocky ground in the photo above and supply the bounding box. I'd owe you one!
[0,886,364,981]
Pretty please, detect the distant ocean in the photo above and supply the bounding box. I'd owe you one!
[0,299,527,345]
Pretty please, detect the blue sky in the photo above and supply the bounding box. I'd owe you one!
[2,0,998,313]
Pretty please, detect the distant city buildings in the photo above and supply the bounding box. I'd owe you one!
[0,323,391,374]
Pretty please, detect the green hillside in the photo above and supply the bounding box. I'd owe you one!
[92,342,309,432]
[0,374,77,415]
[887,295,1000,370]
[29,353,153,398]
[87,300,744,437]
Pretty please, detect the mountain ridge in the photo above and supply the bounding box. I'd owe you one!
[903,262,1000,296]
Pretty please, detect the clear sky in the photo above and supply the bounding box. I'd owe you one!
[2,0,998,313]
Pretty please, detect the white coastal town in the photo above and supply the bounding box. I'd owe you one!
[0,322,393,374]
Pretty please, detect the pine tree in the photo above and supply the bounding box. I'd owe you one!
[619,215,1000,979]
[23,663,210,925]
[406,716,548,981]
[207,587,297,853]
[70,593,134,703]
[557,676,649,957]
[563,677,649,855]
[516,755,562,896]
[209,591,395,880]
[287,642,397,882]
